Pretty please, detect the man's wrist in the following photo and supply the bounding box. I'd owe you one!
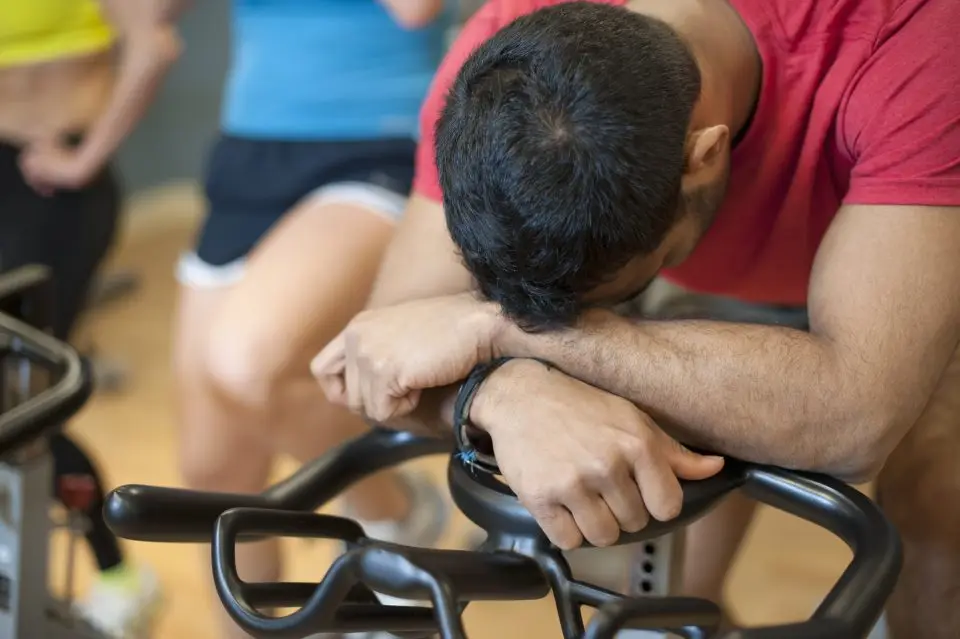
[466,297,505,356]
[488,308,531,358]
[469,358,545,433]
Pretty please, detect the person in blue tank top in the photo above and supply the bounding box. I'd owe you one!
[172,3,452,637]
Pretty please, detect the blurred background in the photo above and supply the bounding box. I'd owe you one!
[23,0,855,637]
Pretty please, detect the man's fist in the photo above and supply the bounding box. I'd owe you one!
[312,293,502,420]
[472,359,725,549]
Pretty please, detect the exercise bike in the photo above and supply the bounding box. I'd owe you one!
[0,266,113,638]
[102,410,902,635]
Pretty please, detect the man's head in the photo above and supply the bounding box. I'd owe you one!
[437,2,732,330]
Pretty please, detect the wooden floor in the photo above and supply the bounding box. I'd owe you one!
[54,185,855,638]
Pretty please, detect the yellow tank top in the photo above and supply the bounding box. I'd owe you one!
[0,0,115,68]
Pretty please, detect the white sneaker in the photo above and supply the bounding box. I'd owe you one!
[348,471,449,550]
[75,564,163,639]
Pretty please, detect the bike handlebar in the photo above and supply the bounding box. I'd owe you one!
[0,267,93,455]
[104,428,901,639]
[105,429,450,542]
[728,465,899,638]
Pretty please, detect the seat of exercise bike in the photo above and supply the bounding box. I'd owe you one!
[447,455,748,544]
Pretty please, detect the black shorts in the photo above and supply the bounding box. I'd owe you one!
[0,138,120,340]
[178,135,416,288]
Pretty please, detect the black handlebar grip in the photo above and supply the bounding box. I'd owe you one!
[448,455,748,544]
[105,429,450,542]
[104,485,273,543]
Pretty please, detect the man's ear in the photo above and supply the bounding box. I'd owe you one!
[684,125,729,176]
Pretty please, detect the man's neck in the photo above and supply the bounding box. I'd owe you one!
[627,0,761,138]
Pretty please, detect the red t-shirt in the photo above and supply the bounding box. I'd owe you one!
[414,0,960,305]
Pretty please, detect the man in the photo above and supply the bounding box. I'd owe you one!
[311,0,960,636]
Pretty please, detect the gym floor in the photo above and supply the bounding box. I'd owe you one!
[54,184,858,638]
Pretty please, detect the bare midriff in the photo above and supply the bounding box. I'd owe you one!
[0,50,114,145]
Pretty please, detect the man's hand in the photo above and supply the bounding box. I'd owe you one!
[472,359,725,549]
[312,293,501,420]
[19,140,97,194]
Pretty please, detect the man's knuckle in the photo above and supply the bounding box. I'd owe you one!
[524,487,555,511]
[621,437,647,461]
[584,456,613,484]
[556,474,587,497]
[370,357,391,375]
[395,369,415,391]
[554,529,583,551]
[635,426,659,451]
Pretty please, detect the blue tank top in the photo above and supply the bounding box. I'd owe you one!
[222,0,450,141]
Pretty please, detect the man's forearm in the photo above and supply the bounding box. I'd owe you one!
[76,25,180,176]
[497,312,882,478]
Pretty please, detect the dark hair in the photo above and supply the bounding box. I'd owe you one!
[436,2,701,330]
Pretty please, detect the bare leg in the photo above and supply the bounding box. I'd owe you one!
[174,284,280,639]
[177,197,421,638]
[877,345,960,639]
[679,491,756,625]
[201,197,409,520]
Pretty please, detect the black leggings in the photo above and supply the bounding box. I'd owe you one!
[0,139,124,572]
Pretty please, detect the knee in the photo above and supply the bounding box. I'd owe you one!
[175,328,280,492]
[201,319,286,413]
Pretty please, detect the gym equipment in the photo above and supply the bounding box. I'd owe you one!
[0,265,109,639]
[105,421,902,638]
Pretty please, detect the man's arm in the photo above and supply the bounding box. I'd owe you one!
[70,0,184,181]
[494,205,960,481]
[364,194,475,432]
[367,196,474,308]
[315,2,515,431]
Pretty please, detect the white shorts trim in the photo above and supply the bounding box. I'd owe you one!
[176,182,407,289]
[176,252,246,289]
[307,181,407,222]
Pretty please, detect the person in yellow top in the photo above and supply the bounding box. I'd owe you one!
[0,1,184,637]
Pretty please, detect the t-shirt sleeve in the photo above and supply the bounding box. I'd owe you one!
[412,3,502,202]
[840,0,960,207]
